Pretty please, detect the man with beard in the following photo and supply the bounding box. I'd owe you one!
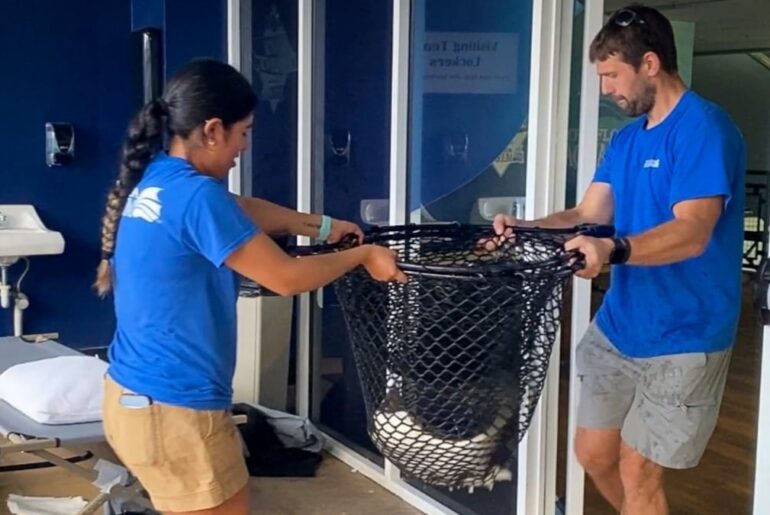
[493,4,745,514]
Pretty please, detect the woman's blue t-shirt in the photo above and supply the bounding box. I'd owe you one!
[594,91,745,358]
[108,153,258,409]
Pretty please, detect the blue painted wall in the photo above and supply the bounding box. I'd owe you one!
[0,1,140,346]
[131,0,227,78]
[164,0,228,77]
[0,1,226,348]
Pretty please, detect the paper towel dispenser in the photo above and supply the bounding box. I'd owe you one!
[45,122,75,167]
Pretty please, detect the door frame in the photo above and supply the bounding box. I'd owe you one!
[755,319,770,511]
[563,1,606,514]
[517,0,578,513]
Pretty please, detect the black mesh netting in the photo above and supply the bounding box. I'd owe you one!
[291,223,611,490]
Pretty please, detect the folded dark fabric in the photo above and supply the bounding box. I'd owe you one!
[233,403,323,477]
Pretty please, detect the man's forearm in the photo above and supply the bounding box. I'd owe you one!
[626,218,710,265]
[522,208,587,229]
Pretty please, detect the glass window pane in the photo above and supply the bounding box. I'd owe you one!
[407,0,533,228]
[310,0,394,466]
[403,1,533,511]
[237,0,299,415]
[242,1,298,208]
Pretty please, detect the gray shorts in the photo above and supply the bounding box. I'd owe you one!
[575,322,731,469]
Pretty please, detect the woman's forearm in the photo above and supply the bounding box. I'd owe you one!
[225,233,373,296]
[235,196,322,238]
[281,246,371,294]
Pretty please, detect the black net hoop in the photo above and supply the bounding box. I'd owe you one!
[292,223,612,489]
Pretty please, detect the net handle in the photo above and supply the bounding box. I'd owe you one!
[553,224,615,274]
[286,234,359,257]
[285,223,615,277]
[287,223,614,248]
[501,223,615,238]
[287,237,575,277]
[366,222,614,238]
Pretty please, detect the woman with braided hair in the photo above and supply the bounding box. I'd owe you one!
[96,59,406,515]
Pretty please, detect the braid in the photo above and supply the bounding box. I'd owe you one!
[94,99,167,297]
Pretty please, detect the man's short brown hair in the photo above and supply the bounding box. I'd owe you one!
[589,4,678,73]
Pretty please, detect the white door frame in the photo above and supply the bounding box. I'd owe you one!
[755,312,770,512]
[226,0,244,196]
[564,1,606,514]
[518,0,575,513]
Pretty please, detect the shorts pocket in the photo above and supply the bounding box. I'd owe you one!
[113,405,162,467]
[641,352,709,408]
[197,409,219,440]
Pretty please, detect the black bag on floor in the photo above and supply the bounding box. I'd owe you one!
[232,403,323,477]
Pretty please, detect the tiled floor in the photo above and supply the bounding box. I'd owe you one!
[0,442,421,515]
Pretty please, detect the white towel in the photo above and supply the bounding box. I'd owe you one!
[7,494,88,515]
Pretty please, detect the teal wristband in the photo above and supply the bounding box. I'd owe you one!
[318,215,332,242]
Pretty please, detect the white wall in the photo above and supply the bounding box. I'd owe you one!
[692,53,770,171]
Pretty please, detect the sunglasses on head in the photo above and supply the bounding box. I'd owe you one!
[611,8,645,27]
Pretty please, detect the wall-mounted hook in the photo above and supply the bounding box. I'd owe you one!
[444,130,468,164]
[328,129,351,166]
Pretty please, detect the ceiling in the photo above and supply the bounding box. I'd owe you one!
[604,0,770,54]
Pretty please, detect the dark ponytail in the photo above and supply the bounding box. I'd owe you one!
[95,59,256,297]
[94,99,166,296]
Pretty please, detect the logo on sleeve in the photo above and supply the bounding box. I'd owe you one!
[123,187,163,223]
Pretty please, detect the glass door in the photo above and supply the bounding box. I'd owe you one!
[402,2,533,514]
[308,0,394,467]
[232,0,584,512]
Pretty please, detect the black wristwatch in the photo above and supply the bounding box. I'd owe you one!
[608,237,631,265]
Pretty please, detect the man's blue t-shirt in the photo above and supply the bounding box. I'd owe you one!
[593,91,745,358]
[107,153,258,409]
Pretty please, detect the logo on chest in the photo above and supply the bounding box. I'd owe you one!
[643,158,661,169]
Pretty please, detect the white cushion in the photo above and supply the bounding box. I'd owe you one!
[0,355,108,425]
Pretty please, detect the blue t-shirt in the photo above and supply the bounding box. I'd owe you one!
[107,153,258,409]
[593,91,745,358]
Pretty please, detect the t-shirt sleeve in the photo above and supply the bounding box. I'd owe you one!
[669,119,737,210]
[593,135,616,184]
[182,180,259,267]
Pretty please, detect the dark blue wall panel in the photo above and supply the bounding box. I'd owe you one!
[164,0,227,77]
[0,1,141,347]
[0,1,227,348]
[131,0,164,31]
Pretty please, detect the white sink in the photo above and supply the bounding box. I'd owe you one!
[0,205,65,264]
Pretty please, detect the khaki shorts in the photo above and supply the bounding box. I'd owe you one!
[102,375,249,512]
[576,323,731,469]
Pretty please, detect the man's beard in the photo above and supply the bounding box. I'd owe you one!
[614,81,656,117]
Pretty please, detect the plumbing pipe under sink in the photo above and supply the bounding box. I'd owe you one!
[0,206,64,336]
[0,266,9,309]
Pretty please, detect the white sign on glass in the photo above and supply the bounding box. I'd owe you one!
[421,32,518,95]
